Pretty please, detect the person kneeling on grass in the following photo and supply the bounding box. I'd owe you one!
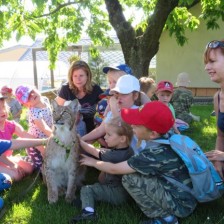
[70,116,134,223]
[78,101,197,224]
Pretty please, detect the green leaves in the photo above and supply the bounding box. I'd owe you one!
[0,0,224,77]
[201,0,224,30]
[166,6,199,46]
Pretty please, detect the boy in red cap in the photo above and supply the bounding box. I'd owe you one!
[80,101,197,224]
[156,80,180,134]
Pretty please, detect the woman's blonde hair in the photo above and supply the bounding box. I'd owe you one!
[204,39,224,64]
[106,116,133,145]
[68,60,94,95]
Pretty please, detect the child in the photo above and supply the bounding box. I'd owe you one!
[103,64,150,106]
[79,101,197,224]
[0,137,48,209]
[82,75,146,154]
[1,85,22,122]
[139,76,157,100]
[94,97,108,147]
[70,116,134,223]
[0,96,35,181]
[156,80,180,134]
[171,72,200,123]
[15,85,53,169]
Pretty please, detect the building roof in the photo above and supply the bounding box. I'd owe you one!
[1,36,156,68]
[0,36,156,90]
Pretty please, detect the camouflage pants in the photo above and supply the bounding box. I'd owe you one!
[80,182,130,209]
[122,173,197,218]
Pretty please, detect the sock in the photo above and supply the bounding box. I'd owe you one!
[163,215,175,222]
[84,207,94,213]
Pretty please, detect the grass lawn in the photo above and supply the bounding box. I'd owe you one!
[1,104,224,224]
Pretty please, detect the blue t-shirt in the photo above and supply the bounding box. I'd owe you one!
[0,140,12,155]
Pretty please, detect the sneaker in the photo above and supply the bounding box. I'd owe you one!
[70,209,98,223]
[140,216,178,224]
[211,111,216,116]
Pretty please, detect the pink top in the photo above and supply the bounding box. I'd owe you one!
[0,120,16,156]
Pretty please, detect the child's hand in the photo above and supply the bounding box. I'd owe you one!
[17,166,26,178]
[109,96,121,117]
[80,154,96,167]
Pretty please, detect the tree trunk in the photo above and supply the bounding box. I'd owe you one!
[105,0,179,78]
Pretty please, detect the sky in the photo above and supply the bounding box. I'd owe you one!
[2,36,34,48]
[1,3,143,49]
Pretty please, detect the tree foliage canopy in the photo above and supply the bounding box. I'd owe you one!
[0,0,224,77]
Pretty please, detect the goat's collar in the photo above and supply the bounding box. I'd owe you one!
[53,137,75,152]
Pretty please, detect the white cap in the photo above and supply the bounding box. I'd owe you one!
[176,72,191,87]
[110,75,140,94]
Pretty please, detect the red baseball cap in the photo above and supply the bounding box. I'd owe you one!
[1,85,12,94]
[156,80,174,93]
[121,101,174,134]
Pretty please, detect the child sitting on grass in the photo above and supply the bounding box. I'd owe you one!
[79,101,197,224]
[156,80,180,134]
[0,95,34,181]
[70,116,134,223]
[1,85,22,123]
[139,76,157,100]
[15,85,53,169]
[0,137,48,210]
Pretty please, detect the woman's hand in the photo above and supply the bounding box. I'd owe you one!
[206,150,224,179]
[205,150,224,161]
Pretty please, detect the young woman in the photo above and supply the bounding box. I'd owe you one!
[56,60,103,134]
[203,40,224,178]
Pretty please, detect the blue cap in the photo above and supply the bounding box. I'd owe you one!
[103,64,132,75]
[97,99,108,114]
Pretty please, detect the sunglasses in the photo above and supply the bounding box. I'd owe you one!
[206,40,224,49]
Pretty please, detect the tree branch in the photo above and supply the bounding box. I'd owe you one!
[104,0,135,49]
[29,1,78,19]
[142,0,179,53]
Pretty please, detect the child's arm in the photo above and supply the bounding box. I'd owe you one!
[173,124,180,134]
[80,139,100,158]
[109,96,120,118]
[82,121,106,143]
[13,109,22,119]
[0,155,16,167]
[10,138,47,150]
[80,154,135,175]
[14,122,35,138]
[33,119,53,137]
